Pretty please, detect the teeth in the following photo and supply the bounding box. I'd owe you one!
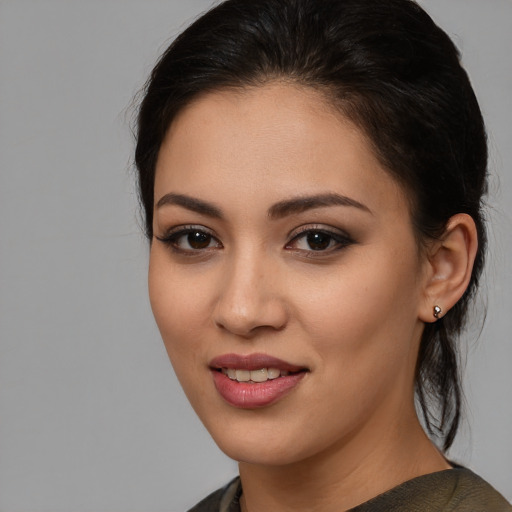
[235,370,251,382]
[250,368,268,382]
[267,368,280,379]
[221,367,295,382]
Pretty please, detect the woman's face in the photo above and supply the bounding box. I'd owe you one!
[149,83,429,466]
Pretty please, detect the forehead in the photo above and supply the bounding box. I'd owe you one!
[154,82,407,217]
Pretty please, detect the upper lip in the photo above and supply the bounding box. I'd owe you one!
[209,353,307,372]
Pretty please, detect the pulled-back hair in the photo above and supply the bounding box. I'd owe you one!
[135,0,488,450]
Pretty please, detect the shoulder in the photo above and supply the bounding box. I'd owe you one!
[350,467,512,512]
[186,469,511,512]
[444,468,512,512]
[187,477,241,512]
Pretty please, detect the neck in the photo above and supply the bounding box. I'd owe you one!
[238,411,451,512]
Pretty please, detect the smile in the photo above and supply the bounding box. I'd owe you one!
[220,367,292,382]
[210,353,308,408]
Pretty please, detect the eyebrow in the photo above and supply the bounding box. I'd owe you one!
[268,193,372,219]
[156,193,223,219]
[155,192,371,220]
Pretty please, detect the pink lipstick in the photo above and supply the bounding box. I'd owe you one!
[209,353,307,409]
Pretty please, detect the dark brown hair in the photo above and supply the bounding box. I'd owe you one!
[135,0,487,450]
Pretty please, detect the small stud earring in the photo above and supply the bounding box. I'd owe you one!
[433,305,442,319]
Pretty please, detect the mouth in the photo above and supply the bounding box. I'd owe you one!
[209,353,308,408]
[219,367,297,382]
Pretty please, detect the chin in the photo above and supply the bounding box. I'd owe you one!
[202,415,328,467]
[217,437,305,466]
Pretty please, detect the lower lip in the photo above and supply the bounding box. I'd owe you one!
[212,371,306,409]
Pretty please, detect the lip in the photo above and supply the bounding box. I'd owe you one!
[209,353,305,372]
[209,353,308,409]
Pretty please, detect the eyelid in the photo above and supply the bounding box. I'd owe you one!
[287,223,353,242]
[285,224,355,252]
[156,224,217,239]
[155,224,222,253]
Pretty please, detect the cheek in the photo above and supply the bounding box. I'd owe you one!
[148,249,209,372]
[293,246,423,368]
[284,254,423,443]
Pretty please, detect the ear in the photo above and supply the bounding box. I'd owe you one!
[419,213,478,323]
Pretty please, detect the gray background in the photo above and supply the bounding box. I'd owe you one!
[0,1,510,510]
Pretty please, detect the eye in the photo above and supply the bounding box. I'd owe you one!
[155,226,222,253]
[285,227,353,253]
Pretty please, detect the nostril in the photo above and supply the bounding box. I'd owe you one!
[213,292,289,336]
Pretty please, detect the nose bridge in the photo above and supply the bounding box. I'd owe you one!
[214,243,286,336]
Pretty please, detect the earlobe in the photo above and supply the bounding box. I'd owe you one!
[419,213,478,323]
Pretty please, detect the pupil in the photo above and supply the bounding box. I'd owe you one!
[188,231,211,249]
[307,232,331,250]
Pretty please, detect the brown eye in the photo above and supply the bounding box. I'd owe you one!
[285,227,354,254]
[187,231,212,249]
[155,226,222,253]
[306,232,332,251]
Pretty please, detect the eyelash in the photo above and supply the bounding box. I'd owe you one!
[285,226,355,255]
[155,225,222,255]
[155,224,354,256]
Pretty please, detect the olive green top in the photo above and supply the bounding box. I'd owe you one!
[188,468,511,512]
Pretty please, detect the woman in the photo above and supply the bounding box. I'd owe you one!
[135,0,511,510]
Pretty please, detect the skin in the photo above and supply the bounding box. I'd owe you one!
[148,83,476,511]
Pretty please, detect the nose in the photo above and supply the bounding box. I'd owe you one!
[213,252,288,338]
